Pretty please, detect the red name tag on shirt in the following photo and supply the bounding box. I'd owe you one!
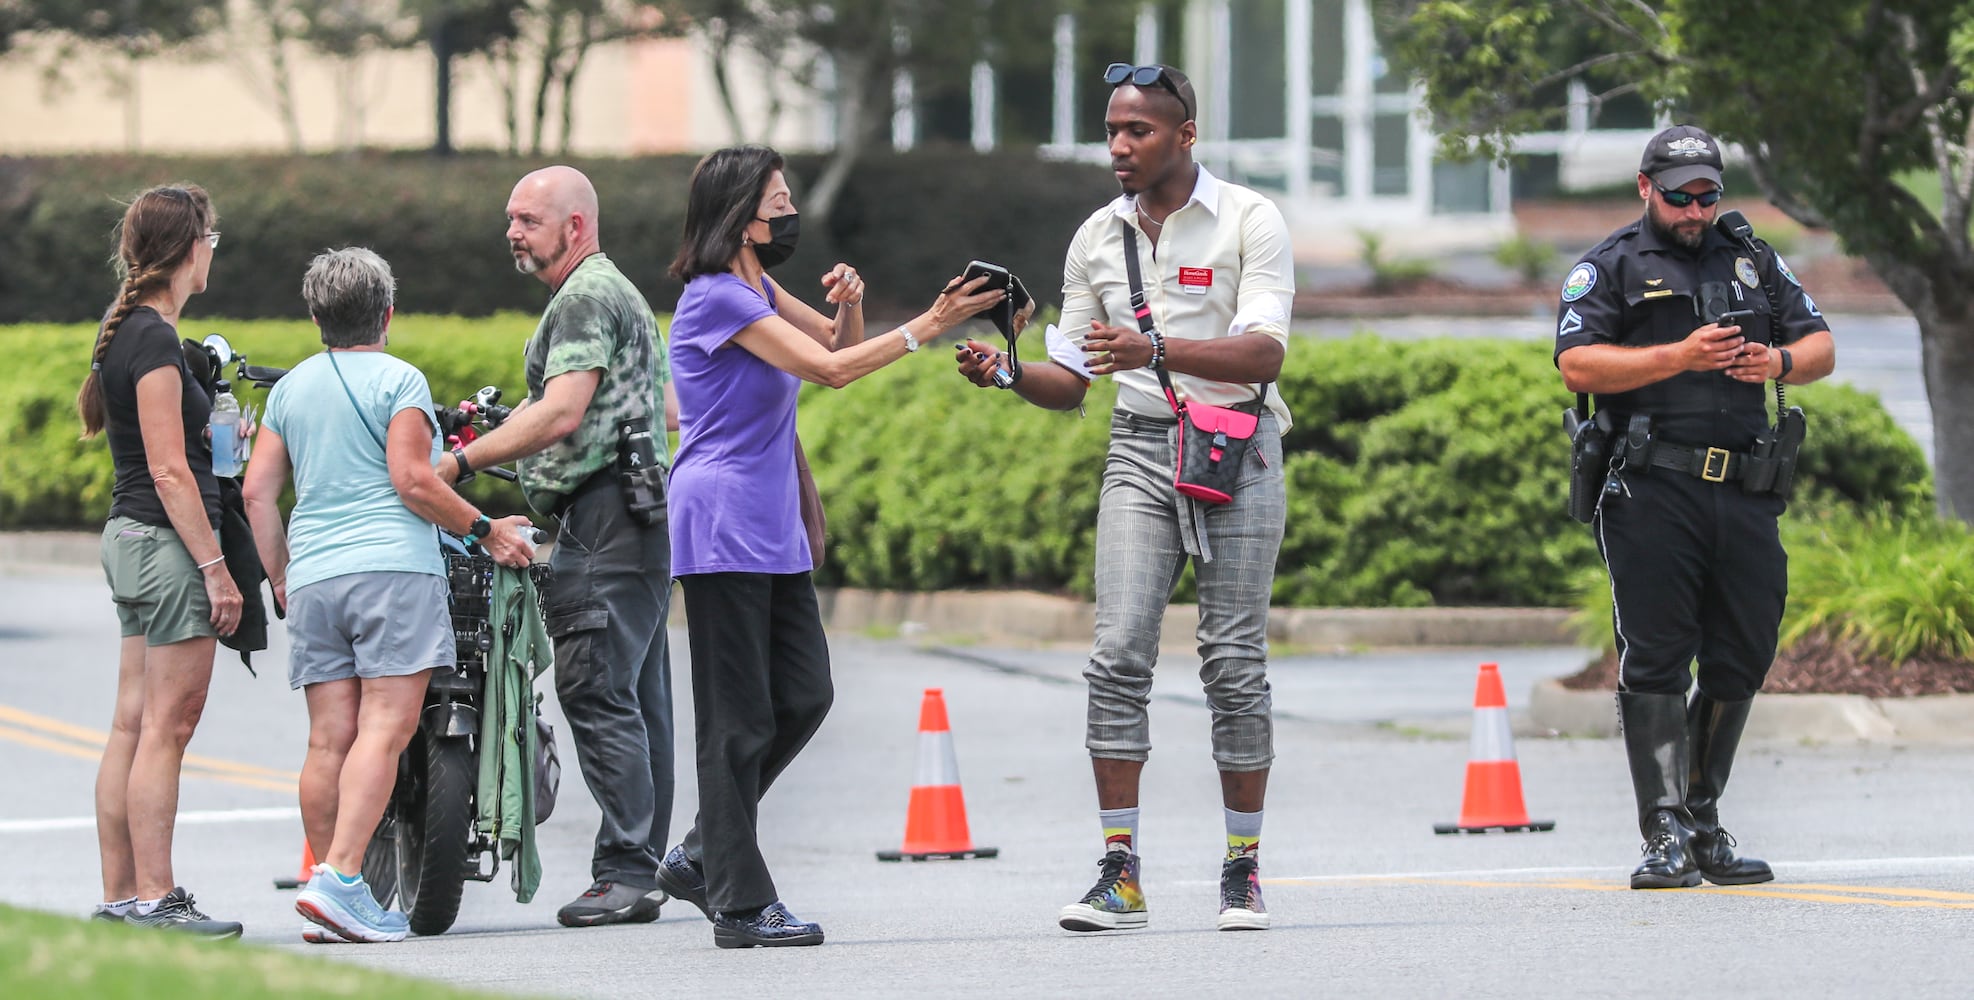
[1179,267,1213,293]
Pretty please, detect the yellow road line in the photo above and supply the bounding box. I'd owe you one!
[1327,874,1974,911]
[0,702,297,781]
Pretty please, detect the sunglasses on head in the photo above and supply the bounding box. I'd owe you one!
[1103,63,1193,120]
[1655,184,1722,208]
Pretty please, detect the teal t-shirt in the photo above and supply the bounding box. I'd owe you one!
[263,350,446,592]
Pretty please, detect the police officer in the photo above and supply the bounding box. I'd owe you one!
[1555,125,1835,890]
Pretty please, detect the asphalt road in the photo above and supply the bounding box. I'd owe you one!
[5,567,1974,999]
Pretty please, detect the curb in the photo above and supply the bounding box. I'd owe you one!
[1,531,1575,649]
[1526,677,1974,743]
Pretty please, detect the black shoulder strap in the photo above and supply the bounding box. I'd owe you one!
[1118,220,1267,412]
[1746,238,1791,413]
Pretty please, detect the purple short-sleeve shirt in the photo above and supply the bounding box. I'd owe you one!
[668,272,811,575]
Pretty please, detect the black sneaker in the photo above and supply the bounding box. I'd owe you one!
[655,845,710,921]
[556,880,662,928]
[125,888,242,939]
[712,901,824,949]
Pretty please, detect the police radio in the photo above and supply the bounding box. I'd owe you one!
[1714,211,1807,499]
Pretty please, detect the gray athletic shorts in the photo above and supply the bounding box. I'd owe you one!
[100,516,218,646]
[285,571,454,690]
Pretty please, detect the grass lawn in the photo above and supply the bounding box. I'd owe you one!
[0,904,514,1000]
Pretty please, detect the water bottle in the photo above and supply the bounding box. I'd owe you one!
[210,389,241,477]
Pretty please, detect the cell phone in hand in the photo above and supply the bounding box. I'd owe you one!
[1715,309,1756,328]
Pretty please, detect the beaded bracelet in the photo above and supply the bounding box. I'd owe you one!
[1146,329,1167,370]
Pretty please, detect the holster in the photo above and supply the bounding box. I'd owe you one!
[1565,407,1615,524]
[616,417,668,528]
[1741,406,1807,499]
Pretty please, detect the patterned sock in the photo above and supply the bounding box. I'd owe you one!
[96,897,138,917]
[1099,806,1140,855]
[1225,807,1263,860]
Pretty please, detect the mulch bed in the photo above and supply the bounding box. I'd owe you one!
[1559,630,1974,697]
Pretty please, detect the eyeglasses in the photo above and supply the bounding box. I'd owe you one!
[1103,63,1194,121]
[203,231,221,249]
[1654,185,1722,209]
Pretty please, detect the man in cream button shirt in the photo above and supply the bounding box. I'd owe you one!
[956,62,1293,936]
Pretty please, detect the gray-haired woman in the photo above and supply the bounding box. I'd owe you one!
[244,247,533,943]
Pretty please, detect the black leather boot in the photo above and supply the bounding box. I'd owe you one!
[1687,692,1774,885]
[1619,691,1701,889]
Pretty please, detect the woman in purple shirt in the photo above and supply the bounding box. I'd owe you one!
[656,145,1001,949]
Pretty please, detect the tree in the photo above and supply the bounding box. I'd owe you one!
[27,0,229,149]
[1390,0,1974,521]
[231,0,310,152]
[672,1,1132,228]
[403,0,526,155]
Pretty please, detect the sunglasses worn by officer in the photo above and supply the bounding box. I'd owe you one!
[1104,63,1195,121]
[1654,184,1722,209]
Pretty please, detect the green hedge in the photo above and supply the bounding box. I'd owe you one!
[0,318,537,528]
[2,324,1931,607]
[0,151,1116,323]
[799,334,1929,606]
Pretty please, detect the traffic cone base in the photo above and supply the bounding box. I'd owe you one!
[273,838,317,889]
[877,688,998,862]
[1435,663,1554,835]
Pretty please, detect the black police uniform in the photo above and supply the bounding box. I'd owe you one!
[1555,215,1828,889]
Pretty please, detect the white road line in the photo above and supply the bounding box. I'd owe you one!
[1173,854,1974,886]
[0,806,298,835]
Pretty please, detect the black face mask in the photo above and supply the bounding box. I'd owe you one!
[750,213,800,270]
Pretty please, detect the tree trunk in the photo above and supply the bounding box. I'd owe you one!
[431,20,454,156]
[1864,248,1974,521]
[806,51,887,229]
[555,12,594,156]
[531,10,564,156]
[706,26,749,141]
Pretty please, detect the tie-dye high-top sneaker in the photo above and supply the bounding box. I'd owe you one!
[1218,852,1269,930]
[1058,847,1148,931]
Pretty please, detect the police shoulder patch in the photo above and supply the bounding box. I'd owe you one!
[1775,254,1802,287]
[1561,262,1598,302]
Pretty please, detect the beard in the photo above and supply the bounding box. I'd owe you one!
[1646,202,1708,251]
[512,234,566,275]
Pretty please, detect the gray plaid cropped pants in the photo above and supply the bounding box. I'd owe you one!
[1084,409,1286,770]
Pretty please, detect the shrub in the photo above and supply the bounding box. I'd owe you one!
[1570,505,1974,666]
[1492,233,1558,285]
[5,323,1933,608]
[1781,506,1974,663]
[0,151,1117,323]
[0,318,538,528]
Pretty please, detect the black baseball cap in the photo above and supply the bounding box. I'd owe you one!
[1639,125,1724,190]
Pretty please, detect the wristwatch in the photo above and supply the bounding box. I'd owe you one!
[899,324,920,353]
[451,447,475,484]
[463,514,493,546]
[1777,347,1793,379]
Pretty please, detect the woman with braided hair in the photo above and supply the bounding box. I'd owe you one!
[78,183,244,937]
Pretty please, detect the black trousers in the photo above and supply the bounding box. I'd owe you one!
[1594,467,1788,700]
[545,477,674,889]
[678,571,834,914]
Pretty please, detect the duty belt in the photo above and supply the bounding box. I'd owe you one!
[1648,440,1753,484]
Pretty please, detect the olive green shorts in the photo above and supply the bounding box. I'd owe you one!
[100,515,217,646]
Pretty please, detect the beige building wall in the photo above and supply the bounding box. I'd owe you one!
[0,24,830,156]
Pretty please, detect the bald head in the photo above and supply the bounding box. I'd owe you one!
[516,165,599,225]
[506,165,602,286]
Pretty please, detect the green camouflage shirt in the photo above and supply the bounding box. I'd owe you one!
[518,253,671,514]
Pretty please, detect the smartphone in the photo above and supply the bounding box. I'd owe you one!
[1716,309,1756,328]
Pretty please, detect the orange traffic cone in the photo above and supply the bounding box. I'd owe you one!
[1434,663,1555,834]
[876,688,999,861]
[273,838,317,889]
